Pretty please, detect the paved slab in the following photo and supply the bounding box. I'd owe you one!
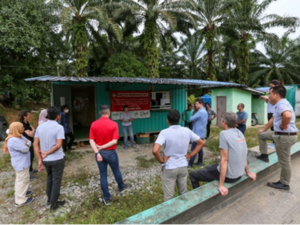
[187,156,300,224]
[248,144,276,155]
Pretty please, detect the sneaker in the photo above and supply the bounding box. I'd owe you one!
[26,191,33,197]
[124,147,128,150]
[131,145,136,149]
[195,162,203,168]
[267,181,290,190]
[15,197,34,207]
[50,200,66,211]
[119,183,131,193]
[30,169,38,174]
[103,199,111,206]
[188,165,192,170]
[30,175,38,181]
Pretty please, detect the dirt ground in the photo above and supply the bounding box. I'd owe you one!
[64,143,216,176]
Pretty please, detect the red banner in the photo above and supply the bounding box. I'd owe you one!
[110,91,150,112]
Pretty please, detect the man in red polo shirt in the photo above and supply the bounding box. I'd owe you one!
[89,105,130,205]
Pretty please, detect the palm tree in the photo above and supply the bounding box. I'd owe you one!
[179,35,206,79]
[249,32,300,86]
[123,0,197,78]
[192,0,237,80]
[224,0,298,85]
[51,0,122,76]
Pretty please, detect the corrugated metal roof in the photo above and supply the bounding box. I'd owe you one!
[25,75,246,88]
[255,86,294,93]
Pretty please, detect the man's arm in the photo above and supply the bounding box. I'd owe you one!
[33,137,43,172]
[258,116,274,134]
[186,138,205,158]
[152,143,165,163]
[281,111,292,130]
[190,110,201,122]
[245,161,256,181]
[97,139,118,150]
[260,96,269,103]
[210,112,217,121]
[40,139,63,159]
[219,148,229,196]
[90,139,103,162]
[237,118,246,125]
[182,112,186,122]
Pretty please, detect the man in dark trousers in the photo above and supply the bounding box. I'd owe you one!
[34,106,66,211]
[89,105,130,206]
[256,86,298,190]
[205,103,217,139]
[59,105,75,152]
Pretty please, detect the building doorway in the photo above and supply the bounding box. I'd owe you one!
[217,96,227,126]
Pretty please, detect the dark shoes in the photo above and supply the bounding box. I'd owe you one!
[30,169,38,174]
[30,175,38,181]
[26,191,33,197]
[103,199,111,206]
[267,181,290,190]
[15,197,34,207]
[119,183,131,193]
[50,200,66,211]
[255,154,269,163]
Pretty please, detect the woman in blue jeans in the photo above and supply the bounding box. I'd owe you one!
[120,105,135,149]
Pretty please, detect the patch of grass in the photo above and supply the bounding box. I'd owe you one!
[135,156,157,168]
[63,167,90,186]
[65,152,84,163]
[0,154,12,172]
[5,190,14,198]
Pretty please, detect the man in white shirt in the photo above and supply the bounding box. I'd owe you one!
[152,110,205,201]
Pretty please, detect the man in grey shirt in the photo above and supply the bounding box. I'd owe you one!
[153,110,205,201]
[205,102,217,139]
[34,106,66,211]
[190,112,256,196]
[256,86,298,190]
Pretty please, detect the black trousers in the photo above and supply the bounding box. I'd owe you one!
[43,158,65,205]
[206,120,211,138]
[189,164,241,189]
[29,145,34,172]
[63,132,75,151]
[268,113,274,131]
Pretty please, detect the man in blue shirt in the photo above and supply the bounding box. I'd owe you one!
[256,86,298,190]
[236,103,248,134]
[188,98,208,168]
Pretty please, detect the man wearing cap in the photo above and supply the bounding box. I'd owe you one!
[256,86,298,190]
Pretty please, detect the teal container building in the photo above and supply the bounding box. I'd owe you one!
[25,76,246,141]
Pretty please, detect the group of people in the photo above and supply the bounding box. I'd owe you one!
[3,106,77,210]
[154,81,297,202]
[2,80,298,209]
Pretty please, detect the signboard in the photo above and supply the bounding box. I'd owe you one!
[110,91,150,120]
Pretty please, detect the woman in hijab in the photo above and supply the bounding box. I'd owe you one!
[38,109,48,125]
[3,122,34,207]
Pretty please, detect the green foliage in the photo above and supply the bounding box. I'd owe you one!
[187,94,196,105]
[102,51,148,77]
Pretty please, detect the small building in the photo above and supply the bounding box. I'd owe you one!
[26,76,248,141]
[211,87,266,127]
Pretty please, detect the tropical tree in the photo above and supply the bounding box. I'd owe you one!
[123,0,197,78]
[52,0,123,76]
[178,35,206,79]
[249,32,300,86]
[192,0,236,80]
[224,0,298,85]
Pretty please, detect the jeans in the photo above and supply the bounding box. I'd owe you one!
[43,158,65,205]
[189,164,241,189]
[188,141,203,167]
[95,150,125,200]
[237,124,246,134]
[63,132,75,151]
[185,122,193,130]
[122,125,134,148]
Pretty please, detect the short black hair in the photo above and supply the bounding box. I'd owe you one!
[123,105,129,111]
[61,105,68,112]
[100,104,110,115]
[205,102,210,106]
[271,86,286,98]
[47,106,61,120]
[188,103,192,107]
[195,98,204,105]
[167,109,180,125]
[238,103,245,108]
